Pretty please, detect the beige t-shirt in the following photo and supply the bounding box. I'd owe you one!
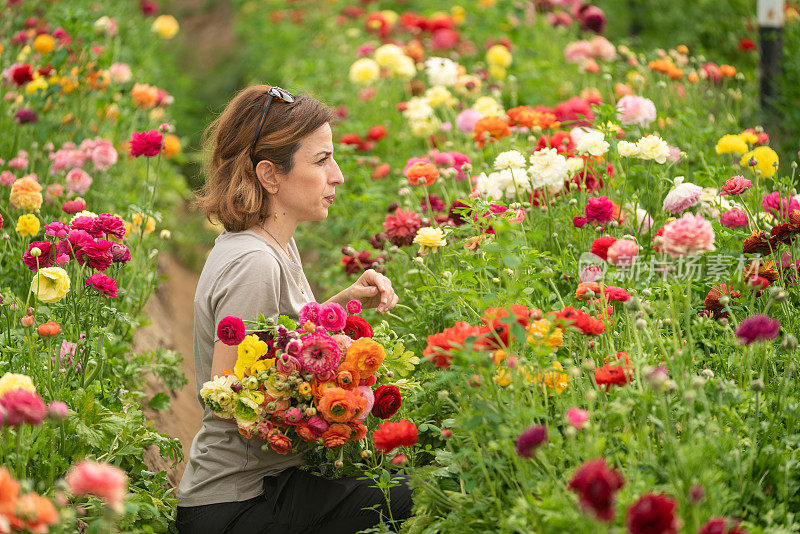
[177,229,316,507]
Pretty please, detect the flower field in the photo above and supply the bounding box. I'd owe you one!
[3,0,800,532]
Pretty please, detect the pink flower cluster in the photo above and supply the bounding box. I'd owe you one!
[585,196,614,224]
[616,95,657,128]
[660,213,716,257]
[762,191,800,218]
[403,150,471,182]
[49,138,118,175]
[564,36,616,64]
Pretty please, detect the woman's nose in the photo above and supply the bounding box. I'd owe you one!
[330,158,344,184]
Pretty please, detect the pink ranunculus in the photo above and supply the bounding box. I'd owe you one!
[566,407,590,430]
[616,95,656,128]
[346,299,362,315]
[0,389,47,426]
[330,334,353,356]
[77,239,114,271]
[45,221,70,238]
[588,35,616,62]
[48,401,69,420]
[667,145,682,163]
[90,141,118,171]
[0,171,16,186]
[8,156,27,169]
[721,175,752,196]
[720,208,748,228]
[585,196,614,223]
[71,215,101,237]
[85,272,118,297]
[298,302,321,325]
[762,191,800,218]
[129,129,163,158]
[306,415,329,436]
[108,62,132,83]
[579,264,603,283]
[564,40,594,64]
[45,183,65,203]
[110,243,131,264]
[62,198,87,214]
[93,213,126,239]
[661,213,716,257]
[318,302,347,332]
[355,385,375,422]
[606,239,639,266]
[662,182,703,214]
[65,460,128,513]
[65,168,93,195]
[456,108,483,134]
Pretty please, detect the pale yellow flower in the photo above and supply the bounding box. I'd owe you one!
[31,267,71,303]
[486,44,512,67]
[374,44,404,67]
[425,85,455,107]
[473,96,503,117]
[413,227,447,254]
[0,373,36,397]
[151,15,179,39]
[349,58,380,85]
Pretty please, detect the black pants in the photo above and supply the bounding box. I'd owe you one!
[176,468,414,533]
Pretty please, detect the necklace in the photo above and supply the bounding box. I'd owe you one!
[259,223,304,294]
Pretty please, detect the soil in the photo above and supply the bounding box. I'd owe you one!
[135,254,203,487]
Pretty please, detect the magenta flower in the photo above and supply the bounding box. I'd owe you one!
[110,243,131,264]
[298,302,321,325]
[762,191,800,218]
[565,408,589,430]
[217,316,246,346]
[346,299,362,315]
[573,216,588,228]
[76,239,114,271]
[515,425,548,458]
[85,272,118,297]
[93,213,126,239]
[318,302,347,332]
[22,241,54,271]
[129,129,163,158]
[735,314,780,345]
[720,209,748,228]
[298,332,341,376]
[721,175,752,195]
[585,196,613,224]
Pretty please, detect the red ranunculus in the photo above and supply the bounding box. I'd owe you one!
[698,518,748,534]
[626,493,679,534]
[217,316,246,346]
[568,458,625,522]
[344,315,373,340]
[423,321,481,368]
[129,129,163,158]
[76,239,114,271]
[84,272,118,297]
[372,419,418,454]
[22,241,54,271]
[371,385,401,419]
[594,351,633,391]
[590,235,617,261]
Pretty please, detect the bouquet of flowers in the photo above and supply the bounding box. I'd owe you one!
[200,299,405,457]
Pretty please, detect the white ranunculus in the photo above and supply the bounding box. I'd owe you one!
[403,97,434,121]
[494,150,527,170]
[575,130,609,157]
[636,134,670,164]
[424,57,459,87]
[529,147,568,192]
[617,140,640,157]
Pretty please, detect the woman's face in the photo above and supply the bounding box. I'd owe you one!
[272,122,344,223]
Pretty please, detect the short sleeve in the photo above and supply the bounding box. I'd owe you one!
[210,251,282,342]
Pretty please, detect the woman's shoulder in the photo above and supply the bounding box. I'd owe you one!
[200,231,285,284]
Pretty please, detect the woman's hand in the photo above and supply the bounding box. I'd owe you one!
[344,269,398,313]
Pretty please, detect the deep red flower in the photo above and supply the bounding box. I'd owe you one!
[383,209,422,247]
[76,239,114,271]
[372,419,418,454]
[738,38,756,52]
[366,125,387,142]
[371,385,402,419]
[23,241,54,271]
[344,315,373,339]
[626,493,679,534]
[85,272,118,297]
[341,250,382,275]
[698,518,748,534]
[9,64,34,86]
[129,129,163,158]
[568,458,625,522]
[93,213,126,239]
[536,130,573,154]
[217,316,246,346]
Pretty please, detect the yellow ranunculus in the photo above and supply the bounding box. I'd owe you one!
[348,58,380,85]
[739,131,758,145]
[413,227,447,254]
[0,373,36,397]
[131,212,156,234]
[425,85,455,107]
[379,10,399,25]
[488,65,507,80]
[527,319,563,349]
[374,44,404,67]
[715,134,748,155]
[533,361,569,395]
[25,76,48,95]
[451,5,466,24]
[390,55,416,79]
[31,267,71,303]
[473,96,503,117]
[486,44,512,68]
[235,334,268,379]
[493,368,512,387]
[10,177,43,211]
[151,15,180,39]
[16,214,40,237]
[740,146,779,178]
[33,34,55,54]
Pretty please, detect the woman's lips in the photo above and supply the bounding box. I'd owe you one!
[324,195,335,204]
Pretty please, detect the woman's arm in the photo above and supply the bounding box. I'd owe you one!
[324,269,399,313]
[210,341,238,423]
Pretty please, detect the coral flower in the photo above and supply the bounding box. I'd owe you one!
[423,321,481,368]
[626,493,679,534]
[322,423,352,448]
[65,460,128,513]
[568,458,625,522]
[552,307,605,335]
[12,492,59,532]
[735,314,780,345]
[594,351,633,391]
[566,408,590,429]
[473,116,511,147]
[383,209,422,247]
[406,161,439,187]
[372,419,418,454]
[268,432,292,454]
[344,337,385,376]
[660,213,715,257]
[37,322,61,337]
[721,175,752,195]
[606,239,638,266]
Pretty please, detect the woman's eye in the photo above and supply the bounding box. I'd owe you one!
[317,157,329,165]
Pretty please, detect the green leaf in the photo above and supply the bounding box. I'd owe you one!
[148,392,170,411]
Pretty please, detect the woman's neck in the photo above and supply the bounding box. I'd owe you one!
[252,214,298,252]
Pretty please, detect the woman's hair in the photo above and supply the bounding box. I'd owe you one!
[196,85,334,232]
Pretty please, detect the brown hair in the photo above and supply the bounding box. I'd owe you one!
[196,85,334,232]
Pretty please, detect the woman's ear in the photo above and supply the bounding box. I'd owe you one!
[256,160,280,194]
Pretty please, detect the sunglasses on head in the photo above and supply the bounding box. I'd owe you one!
[249,86,296,173]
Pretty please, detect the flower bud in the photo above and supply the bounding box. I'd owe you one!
[782,333,798,351]
[691,376,706,389]
[48,401,69,420]
[441,429,452,438]
[20,315,34,327]
[635,318,647,330]
[360,450,372,458]
[750,378,764,392]
[391,453,407,465]
[334,460,344,468]
[688,484,705,503]
[29,246,41,257]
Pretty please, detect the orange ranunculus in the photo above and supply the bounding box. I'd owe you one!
[719,64,736,77]
[37,322,61,337]
[131,83,158,109]
[0,468,20,518]
[473,116,511,147]
[163,134,181,157]
[506,106,559,130]
[13,493,59,533]
[344,338,386,376]
[334,362,360,390]
[312,380,338,400]
[349,421,368,441]
[322,423,352,448]
[372,419,418,454]
[575,283,602,301]
[406,161,439,187]
[295,422,318,442]
[267,432,292,454]
[611,202,625,223]
[316,387,367,423]
[10,177,43,211]
[474,305,533,349]
[594,351,633,391]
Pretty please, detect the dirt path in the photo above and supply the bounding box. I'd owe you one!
[136,254,202,487]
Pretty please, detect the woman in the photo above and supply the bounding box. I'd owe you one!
[176,85,412,533]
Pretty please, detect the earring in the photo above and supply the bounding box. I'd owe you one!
[274,212,278,220]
